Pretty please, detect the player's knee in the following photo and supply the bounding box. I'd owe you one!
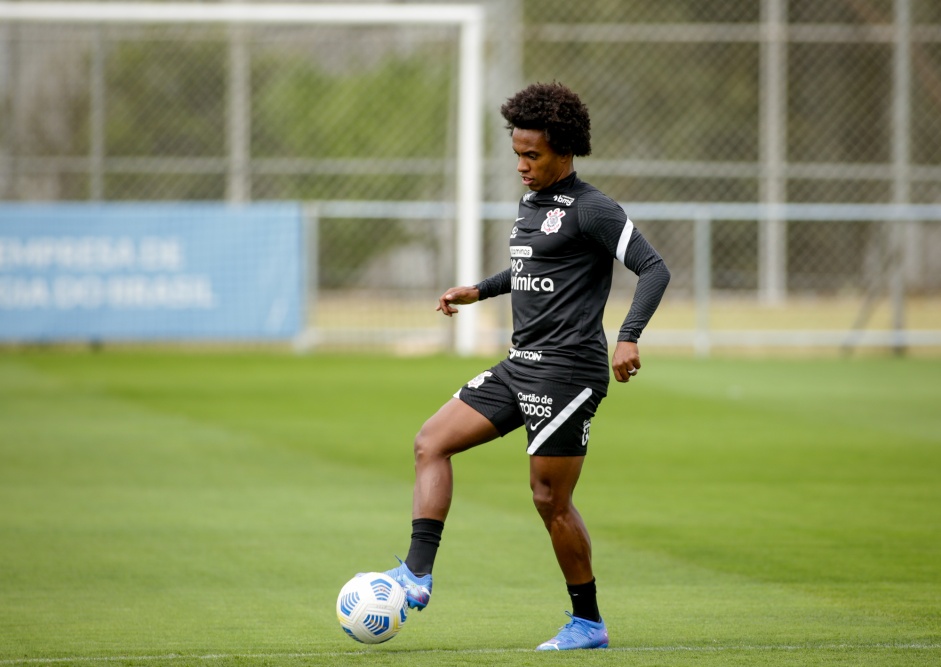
[531,484,562,522]
[413,423,443,464]
[413,426,429,463]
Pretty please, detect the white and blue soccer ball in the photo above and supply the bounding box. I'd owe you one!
[336,572,408,644]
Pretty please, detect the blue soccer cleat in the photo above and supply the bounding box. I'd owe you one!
[535,612,609,651]
[384,558,432,611]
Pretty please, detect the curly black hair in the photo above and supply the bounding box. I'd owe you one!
[500,82,592,157]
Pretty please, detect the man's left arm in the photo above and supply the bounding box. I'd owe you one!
[581,199,671,382]
[613,227,671,381]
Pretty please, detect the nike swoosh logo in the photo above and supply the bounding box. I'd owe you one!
[529,418,546,431]
[516,217,525,221]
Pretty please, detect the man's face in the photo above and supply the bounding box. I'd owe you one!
[511,128,572,192]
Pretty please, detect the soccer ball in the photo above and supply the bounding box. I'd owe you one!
[336,572,408,644]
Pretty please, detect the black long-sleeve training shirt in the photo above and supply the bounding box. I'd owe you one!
[476,172,670,389]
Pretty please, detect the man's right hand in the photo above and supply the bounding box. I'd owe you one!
[436,286,480,317]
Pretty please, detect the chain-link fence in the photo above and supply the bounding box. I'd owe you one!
[1,0,940,353]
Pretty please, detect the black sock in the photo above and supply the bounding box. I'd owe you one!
[404,518,444,576]
[567,579,601,622]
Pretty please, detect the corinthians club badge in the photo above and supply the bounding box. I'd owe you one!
[541,208,565,235]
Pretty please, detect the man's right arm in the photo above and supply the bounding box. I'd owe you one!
[475,268,511,300]
[436,269,511,317]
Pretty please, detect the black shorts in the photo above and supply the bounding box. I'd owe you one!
[453,361,605,456]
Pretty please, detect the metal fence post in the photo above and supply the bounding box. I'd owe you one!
[759,0,787,306]
[89,27,105,200]
[694,211,712,358]
[294,203,319,353]
[227,9,250,204]
[891,0,912,356]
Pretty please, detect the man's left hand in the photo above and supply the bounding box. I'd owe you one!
[612,340,641,383]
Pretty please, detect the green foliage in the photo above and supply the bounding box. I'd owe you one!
[251,52,451,201]
[100,37,451,203]
[106,39,227,157]
[98,40,453,275]
[253,55,450,161]
[251,51,453,281]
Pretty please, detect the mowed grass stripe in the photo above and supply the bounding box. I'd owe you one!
[2,642,940,663]
[1,352,939,667]
[0,357,418,656]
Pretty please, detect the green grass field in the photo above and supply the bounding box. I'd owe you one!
[1,350,939,666]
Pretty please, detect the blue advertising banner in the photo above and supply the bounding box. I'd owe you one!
[0,203,304,341]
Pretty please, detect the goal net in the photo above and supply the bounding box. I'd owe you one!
[0,2,484,351]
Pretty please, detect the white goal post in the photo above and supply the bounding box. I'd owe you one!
[0,2,485,355]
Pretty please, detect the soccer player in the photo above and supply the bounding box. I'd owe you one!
[385,82,671,650]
